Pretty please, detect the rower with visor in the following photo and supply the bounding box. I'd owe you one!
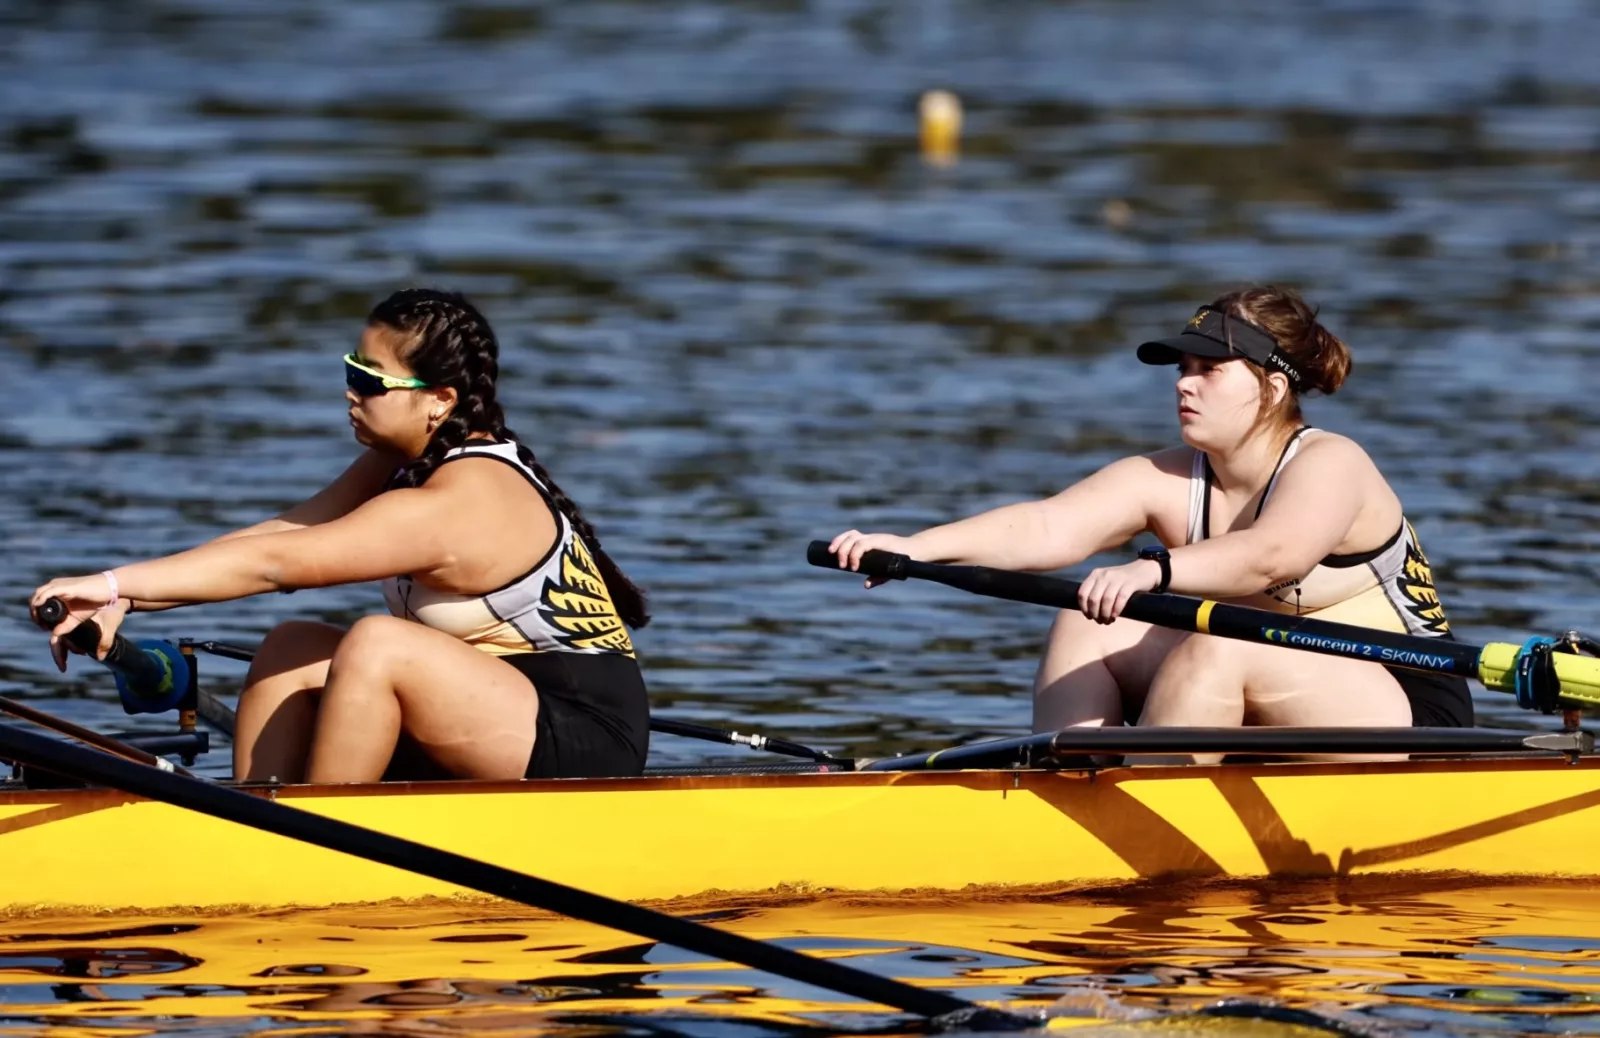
[828,285,1473,756]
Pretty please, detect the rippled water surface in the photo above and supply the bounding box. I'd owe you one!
[5,882,1600,1038]
[7,0,1600,756]
[4,2,1600,1027]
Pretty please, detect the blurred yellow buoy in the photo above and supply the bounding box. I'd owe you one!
[919,89,962,167]
[1102,198,1133,229]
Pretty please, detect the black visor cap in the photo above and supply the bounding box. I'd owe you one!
[1137,307,1306,391]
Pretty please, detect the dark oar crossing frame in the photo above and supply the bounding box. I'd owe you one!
[804,541,1600,712]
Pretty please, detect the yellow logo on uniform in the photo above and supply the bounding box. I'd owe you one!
[1396,523,1450,635]
[540,536,635,655]
[1188,312,1207,328]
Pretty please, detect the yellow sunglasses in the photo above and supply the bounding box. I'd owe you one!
[344,354,429,396]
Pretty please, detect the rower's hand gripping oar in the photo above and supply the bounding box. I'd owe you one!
[806,541,1600,710]
[32,597,193,714]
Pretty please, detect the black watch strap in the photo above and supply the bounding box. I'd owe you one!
[1139,546,1172,594]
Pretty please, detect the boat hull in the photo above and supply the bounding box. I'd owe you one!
[4,756,1599,914]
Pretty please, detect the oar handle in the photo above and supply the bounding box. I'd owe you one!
[806,541,908,579]
[804,540,1487,678]
[32,597,172,694]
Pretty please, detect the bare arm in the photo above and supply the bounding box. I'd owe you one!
[106,472,470,605]
[833,453,1169,581]
[1165,437,1375,597]
[124,450,396,612]
[907,455,1162,571]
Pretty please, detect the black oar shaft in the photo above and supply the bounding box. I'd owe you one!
[861,733,1044,771]
[809,543,1482,679]
[0,695,192,776]
[859,726,1591,771]
[0,722,996,1024]
[649,718,836,763]
[196,689,237,736]
[194,641,258,663]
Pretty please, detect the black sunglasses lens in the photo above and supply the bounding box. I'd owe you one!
[345,363,387,396]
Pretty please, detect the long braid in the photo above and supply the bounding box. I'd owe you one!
[506,429,649,629]
[370,288,650,629]
[380,293,482,492]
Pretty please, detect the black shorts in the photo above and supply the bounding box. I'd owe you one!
[1390,666,1475,728]
[503,651,650,779]
[381,651,649,781]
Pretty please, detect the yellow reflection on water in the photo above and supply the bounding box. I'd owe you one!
[4,879,1600,1037]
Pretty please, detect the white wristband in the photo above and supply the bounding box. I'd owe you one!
[99,570,119,612]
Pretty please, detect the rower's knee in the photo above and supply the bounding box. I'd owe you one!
[1166,634,1299,712]
[328,615,412,681]
[1142,634,1265,734]
[1035,609,1125,730]
[1162,631,1245,673]
[1039,609,1106,667]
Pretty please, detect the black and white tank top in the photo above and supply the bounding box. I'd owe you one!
[1186,427,1452,638]
[382,441,635,657]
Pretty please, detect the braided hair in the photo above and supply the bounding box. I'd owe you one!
[371,288,649,629]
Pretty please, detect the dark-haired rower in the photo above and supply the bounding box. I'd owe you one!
[829,286,1473,752]
[32,289,651,783]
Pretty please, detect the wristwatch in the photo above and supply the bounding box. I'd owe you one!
[1138,545,1172,594]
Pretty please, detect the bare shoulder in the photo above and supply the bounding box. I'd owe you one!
[1141,445,1202,479]
[1294,430,1381,475]
[425,452,559,529]
[1068,444,1196,492]
[424,452,537,496]
[1063,447,1193,495]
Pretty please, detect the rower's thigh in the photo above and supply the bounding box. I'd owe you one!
[1102,621,1190,707]
[236,620,345,782]
[242,620,344,691]
[332,615,540,779]
[1036,608,1188,726]
[1233,639,1411,726]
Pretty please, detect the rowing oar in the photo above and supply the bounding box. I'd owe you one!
[857,726,1594,772]
[32,599,180,699]
[17,600,194,775]
[0,722,1031,1030]
[648,717,840,762]
[805,541,1600,710]
[0,695,193,776]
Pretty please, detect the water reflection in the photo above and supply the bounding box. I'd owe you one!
[4,881,1600,1036]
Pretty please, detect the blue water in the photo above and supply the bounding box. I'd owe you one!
[2,3,1599,762]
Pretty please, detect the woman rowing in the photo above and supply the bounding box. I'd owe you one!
[829,285,1474,740]
[31,289,651,783]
